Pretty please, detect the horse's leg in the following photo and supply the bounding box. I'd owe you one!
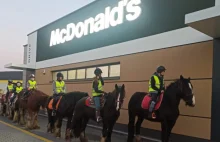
[33,112,40,129]
[161,120,169,142]
[65,115,73,140]
[135,116,144,142]
[26,110,33,129]
[166,119,176,142]
[47,110,53,133]
[79,117,89,142]
[13,110,18,123]
[127,110,136,142]
[106,119,117,142]
[101,120,108,142]
[19,108,25,125]
[55,117,62,138]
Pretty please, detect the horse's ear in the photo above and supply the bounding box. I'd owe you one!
[180,75,184,80]
[122,84,125,89]
[188,77,191,81]
[115,84,118,90]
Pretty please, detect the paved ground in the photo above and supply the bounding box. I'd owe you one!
[0,115,156,142]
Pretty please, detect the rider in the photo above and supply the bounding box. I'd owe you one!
[10,81,23,105]
[92,68,105,123]
[148,66,166,119]
[52,72,66,116]
[23,74,37,98]
[6,80,16,102]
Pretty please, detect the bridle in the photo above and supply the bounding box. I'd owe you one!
[177,80,193,105]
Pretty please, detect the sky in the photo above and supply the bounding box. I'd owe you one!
[0,0,95,71]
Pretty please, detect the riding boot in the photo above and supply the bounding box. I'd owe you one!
[95,110,102,123]
[148,101,156,119]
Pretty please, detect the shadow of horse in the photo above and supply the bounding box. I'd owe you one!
[127,75,195,142]
[70,84,125,142]
[46,91,89,139]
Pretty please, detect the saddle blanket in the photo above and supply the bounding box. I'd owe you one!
[48,96,62,110]
[141,92,164,111]
[85,96,105,108]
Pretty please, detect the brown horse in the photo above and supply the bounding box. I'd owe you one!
[0,94,6,116]
[13,90,26,124]
[25,89,49,130]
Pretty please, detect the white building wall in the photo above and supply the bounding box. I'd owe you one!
[216,0,220,5]
[27,32,37,68]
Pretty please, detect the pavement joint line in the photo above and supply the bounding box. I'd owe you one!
[39,113,160,142]
[0,120,53,142]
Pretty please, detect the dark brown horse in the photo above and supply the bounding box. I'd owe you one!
[127,75,195,142]
[0,94,6,116]
[70,84,125,142]
[46,91,89,139]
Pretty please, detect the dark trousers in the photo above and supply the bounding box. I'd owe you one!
[52,94,61,110]
[149,92,160,113]
[23,90,30,97]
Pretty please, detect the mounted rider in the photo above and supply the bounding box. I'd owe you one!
[6,80,16,102]
[148,66,166,119]
[23,74,37,98]
[10,81,23,105]
[52,72,66,116]
[92,68,106,123]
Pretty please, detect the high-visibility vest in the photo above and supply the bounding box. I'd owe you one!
[7,84,14,91]
[92,79,103,97]
[16,87,23,93]
[149,75,164,93]
[55,81,65,93]
[28,80,37,89]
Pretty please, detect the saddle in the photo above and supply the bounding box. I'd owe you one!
[85,94,106,108]
[48,96,63,110]
[141,92,164,111]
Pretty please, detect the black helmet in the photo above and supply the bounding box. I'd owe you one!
[8,80,13,83]
[94,68,102,75]
[30,74,35,78]
[17,81,21,85]
[156,66,166,73]
[57,72,63,78]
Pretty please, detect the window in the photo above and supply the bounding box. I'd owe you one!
[60,71,67,80]
[77,69,86,79]
[86,67,96,79]
[109,64,120,77]
[52,72,57,80]
[51,63,120,81]
[98,66,108,78]
[68,70,76,80]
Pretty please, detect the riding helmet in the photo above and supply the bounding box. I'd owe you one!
[156,66,166,73]
[29,74,35,78]
[57,72,64,78]
[8,80,13,83]
[94,68,102,75]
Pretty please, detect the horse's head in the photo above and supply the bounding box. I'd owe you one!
[177,75,195,107]
[113,84,126,111]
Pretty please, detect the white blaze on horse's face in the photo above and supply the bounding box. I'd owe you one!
[188,83,195,106]
[116,93,120,111]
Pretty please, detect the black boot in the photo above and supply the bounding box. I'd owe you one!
[95,110,102,123]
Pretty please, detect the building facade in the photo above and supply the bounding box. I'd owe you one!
[5,0,220,141]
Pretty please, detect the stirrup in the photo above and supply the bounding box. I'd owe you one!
[96,117,102,123]
[52,110,56,116]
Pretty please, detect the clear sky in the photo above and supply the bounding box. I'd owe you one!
[0,0,95,71]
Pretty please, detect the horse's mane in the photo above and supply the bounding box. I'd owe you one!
[166,79,179,90]
[33,89,49,97]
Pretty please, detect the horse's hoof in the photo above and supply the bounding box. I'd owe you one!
[100,137,106,142]
[135,135,141,142]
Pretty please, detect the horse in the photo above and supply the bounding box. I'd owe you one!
[15,89,49,129]
[46,91,89,139]
[5,92,13,117]
[0,94,7,116]
[127,75,195,142]
[13,89,26,124]
[69,84,125,142]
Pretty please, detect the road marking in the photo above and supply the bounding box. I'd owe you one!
[0,120,52,142]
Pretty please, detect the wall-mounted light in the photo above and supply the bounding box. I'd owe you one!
[43,69,46,75]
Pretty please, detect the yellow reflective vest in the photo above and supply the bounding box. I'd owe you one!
[28,80,37,89]
[55,81,65,93]
[7,84,14,92]
[16,87,23,93]
[92,79,103,97]
[149,75,164,93]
